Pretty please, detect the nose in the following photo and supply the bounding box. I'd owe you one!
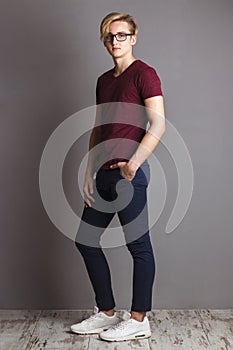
[112,35,118,44]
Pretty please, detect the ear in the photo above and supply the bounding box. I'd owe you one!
[130,35,137,46]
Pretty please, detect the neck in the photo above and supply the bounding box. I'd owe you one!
[113,55,137,77]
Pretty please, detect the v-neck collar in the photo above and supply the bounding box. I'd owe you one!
[112,59,139,79]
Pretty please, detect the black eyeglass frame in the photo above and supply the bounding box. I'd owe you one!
[104,32,134,42]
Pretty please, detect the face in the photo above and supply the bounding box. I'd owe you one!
[104,21,137,58]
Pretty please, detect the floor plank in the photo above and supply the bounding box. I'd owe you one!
[197,309,233,350]
[0,310,41,350]
[25,310,90,350]
[148,309,210,349]
[88,333,150,349]
[0,309,232,349]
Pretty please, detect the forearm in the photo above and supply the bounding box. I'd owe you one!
[128,126,165,169]
[128,95,166,169]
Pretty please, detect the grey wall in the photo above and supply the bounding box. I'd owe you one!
[1,0,233,309]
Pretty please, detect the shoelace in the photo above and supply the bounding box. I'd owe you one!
[82,312,103,324]
[111,318,133,331]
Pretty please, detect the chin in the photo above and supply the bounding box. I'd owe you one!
[111,51,123,58]
[112,54,122,58]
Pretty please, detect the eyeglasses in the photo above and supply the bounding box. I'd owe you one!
[104,32,133,42]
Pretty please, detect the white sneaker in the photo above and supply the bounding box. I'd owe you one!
[70,306,121,334]
[99,311,151,342]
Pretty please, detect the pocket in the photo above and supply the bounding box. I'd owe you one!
[119,171,132,182]
[119,167,143,183]
[132,164,150,186]
[118,162,150,186]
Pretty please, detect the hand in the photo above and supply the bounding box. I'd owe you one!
[110,161,138,181]
[83,171,95,208]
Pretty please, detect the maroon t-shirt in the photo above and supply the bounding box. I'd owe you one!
[95,59,163,169]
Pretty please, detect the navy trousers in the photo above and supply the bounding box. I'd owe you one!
[75,162,156,312]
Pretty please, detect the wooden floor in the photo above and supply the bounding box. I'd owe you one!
[0,309,232,349]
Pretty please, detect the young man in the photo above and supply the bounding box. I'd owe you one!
[71,12,165,342]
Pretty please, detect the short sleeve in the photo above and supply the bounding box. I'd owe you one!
[138,67,163,100]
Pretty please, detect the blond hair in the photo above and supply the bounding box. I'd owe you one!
[100,12,138,41]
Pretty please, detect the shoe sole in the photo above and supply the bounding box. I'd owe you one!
[70,324,118,335]
[99,329,151,341]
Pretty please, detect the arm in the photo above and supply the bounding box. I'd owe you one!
[83,104,102,207]
[129,95,166,168]
[85,104,102,175]
[110,95,166,180]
